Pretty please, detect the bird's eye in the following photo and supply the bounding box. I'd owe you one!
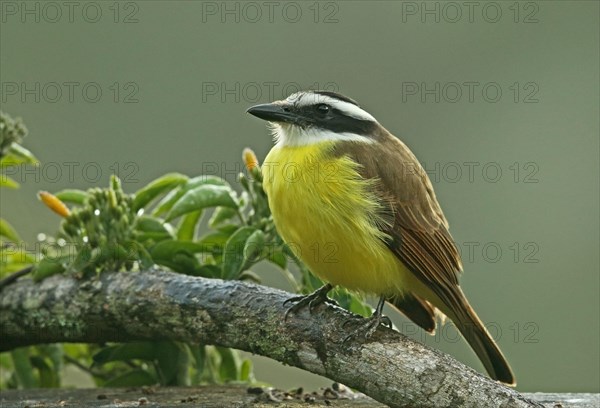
[316,104,330,114]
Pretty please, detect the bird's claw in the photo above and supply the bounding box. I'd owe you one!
[342,313,392,344]
[340,296,392,344]
[283,284,334,320]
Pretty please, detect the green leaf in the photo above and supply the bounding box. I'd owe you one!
[240,359,254,382]
[1,241,36,266]
[154,341,188,386]
[62,344,89,360]
[39,344,63,375]
[216,347,239,382]
[54,189,89,205]
[94,342,188,386]
[190,345,206,384]
[0,175,19,188]
[243,230,265,264]
[103,368,157,387]
[195,264,222,279]
[149,240,203,275]
[152,188,181,217]
[128,241,155,270]
[222,227,256,280]
[1,262,33,276]
[347,293,372,317]
[196,231,234,254]
[186,175,229,187]
[136,215,170,233]
[136,231,174,243]
[7,143,38,164]
[32,257,66,281]
[267,249,288,270]
[203,347,221,383]
[11,348,36,388]
[217,224,239,234]
[0,218,21,242]
[153,175,229,216]
[167,253,202,275]
[66,246,94,274]
[177,210,203,241]
[208,206,238,228]
[150,240,206,259]
[135,215,174,243]
[133,173,189,211]
[93,342,157,365]
[166,185,238,221]
[30,356,60,388]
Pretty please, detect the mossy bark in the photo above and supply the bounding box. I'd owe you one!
[0,270,543,408]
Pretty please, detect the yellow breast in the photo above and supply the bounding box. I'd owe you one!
[262,142,411,295]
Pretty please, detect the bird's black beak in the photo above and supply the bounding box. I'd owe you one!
[246,103,297,124]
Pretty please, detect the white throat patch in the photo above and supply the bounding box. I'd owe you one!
[270,122,375,147]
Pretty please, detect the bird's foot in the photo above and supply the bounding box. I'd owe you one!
[342,313,392,343]
[284,284,335,320]
[341,296,392,344]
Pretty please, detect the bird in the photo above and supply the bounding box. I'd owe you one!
[246,90,515,386]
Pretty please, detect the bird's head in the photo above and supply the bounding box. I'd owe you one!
[247,91,382,146]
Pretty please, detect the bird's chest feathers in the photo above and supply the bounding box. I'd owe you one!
[263,144,378,235]
[262,143,396,292]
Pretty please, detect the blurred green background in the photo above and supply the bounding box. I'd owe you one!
[1,0,598,393]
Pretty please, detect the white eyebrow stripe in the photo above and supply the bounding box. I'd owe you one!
[288,92,377,122]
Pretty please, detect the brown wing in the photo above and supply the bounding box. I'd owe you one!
[331,130,463,305]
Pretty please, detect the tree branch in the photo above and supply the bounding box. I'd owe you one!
[0,270,542,408]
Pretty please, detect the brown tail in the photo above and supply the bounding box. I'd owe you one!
[443,291,516,386]
[390,290,515,386]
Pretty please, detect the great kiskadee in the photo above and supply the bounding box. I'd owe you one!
[246,90,515,386]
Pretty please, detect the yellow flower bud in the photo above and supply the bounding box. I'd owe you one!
[38,191,71,217]
[243,148,259,172]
